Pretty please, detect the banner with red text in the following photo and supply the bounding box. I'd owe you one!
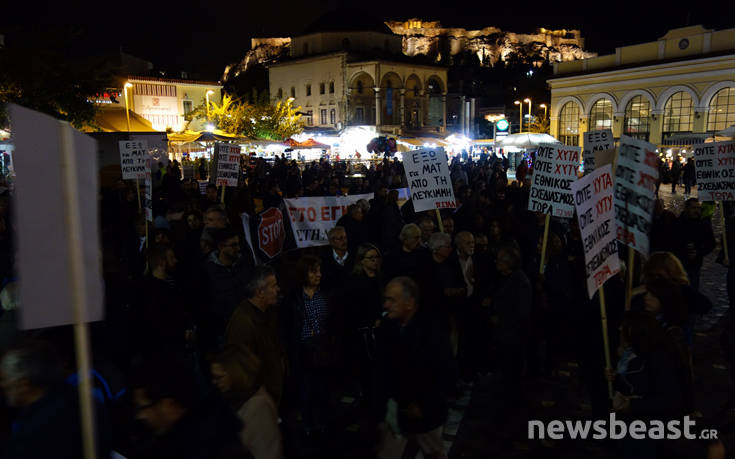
[241,202,297,263]
[693,140,735,202]
[215,143,241,187]
[613,136,659,256]
[528,143,580,218]
[284,194,373,248]
[571,164,621,299]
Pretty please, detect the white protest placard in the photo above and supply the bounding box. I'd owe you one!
[528,143,580,218]
[402,148,456,212]
[215,143,241,187]
[119,140,148,180]
[571,165,621,299]
[284,194,373,247]
[10,104,104,329]
[144,158,153,222]
[583,129,615,173]
[694,140,735,202]
[613,136,659,256]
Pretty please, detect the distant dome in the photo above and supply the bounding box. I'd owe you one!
[301,9,391,34]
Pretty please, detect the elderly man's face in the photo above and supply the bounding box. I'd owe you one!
[330,230,348,252]
[205,211,227,229]
[457,235,475,258]
[383,282,414,322]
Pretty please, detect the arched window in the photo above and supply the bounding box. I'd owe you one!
[589,99,613,131]
[623,95,651,141]
[707,87,735,132]
[663,91,693,133]
[329,82,334,94]
[357,80,363,95]
[557,102,580,146]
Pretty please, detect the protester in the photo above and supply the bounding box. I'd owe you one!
[320,226,353,293]
[376,277,455,459]
[225,265,286,406]
[211,345,283,459]
[672,198,716,290]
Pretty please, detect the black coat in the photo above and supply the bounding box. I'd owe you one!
[672,215,715,272]
[376,312,456,434]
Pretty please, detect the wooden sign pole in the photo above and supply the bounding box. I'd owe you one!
[539,214,551,275]
[721,202,730,266]
[599,285,614,400]
[625,247,635,310]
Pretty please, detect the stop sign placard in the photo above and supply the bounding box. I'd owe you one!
[258,207,286,258]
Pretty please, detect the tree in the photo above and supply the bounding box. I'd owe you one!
[0,26,118,129]
[185,94,303,140]
[528,117,550,134]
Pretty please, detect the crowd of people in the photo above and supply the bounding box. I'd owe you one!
[0,149,733,458]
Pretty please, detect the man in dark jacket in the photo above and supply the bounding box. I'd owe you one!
[206,228,252,336]
[376,277,455,459]
[131,355,247,459]
[0,343,110,459]
[336,204,370,256]
[673,198,716,291]
[381,189,404,253]
[320,226,353,294]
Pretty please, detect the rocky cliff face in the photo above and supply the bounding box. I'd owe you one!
[224,21,595,80]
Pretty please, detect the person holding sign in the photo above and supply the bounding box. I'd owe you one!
[672,198,715,291]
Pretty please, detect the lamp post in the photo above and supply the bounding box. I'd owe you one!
[524,98,532,130]
[539,103,547,121]
[124,82,133,133]
[514,100,522,133]
[206,90,214,120]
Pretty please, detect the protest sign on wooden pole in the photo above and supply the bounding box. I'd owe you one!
[136,179,141,209]
[599,285,613,399]
[570,164,620,400]
[402,148,456,213]
[436,209,445,234]
[120,140,147,210]
[583,129,615,174]
[693,140,735,267]
[11,104,105,459]
[221,185,226,205]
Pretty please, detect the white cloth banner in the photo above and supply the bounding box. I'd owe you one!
[119,140,148,180]
[528,143,580,218]
[571,165,621,299]
[694,140,735,202]
[583,129,615,174]
[613,136,659,256]
[402,148,456,212]
[215,143,241,187]
[284,194,373,248]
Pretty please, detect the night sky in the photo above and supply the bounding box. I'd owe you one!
[2,1,734,80]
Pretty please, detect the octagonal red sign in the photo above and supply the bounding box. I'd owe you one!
[258,207,285,258]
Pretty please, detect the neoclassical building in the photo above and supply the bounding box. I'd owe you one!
[268,31,448,134]
[549,25,735,150]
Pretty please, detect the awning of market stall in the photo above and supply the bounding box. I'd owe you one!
[83,107,159,133]
[398,137,449,147]
[167,129,252,143]
[283,138,330,149]
[494,133,560,150]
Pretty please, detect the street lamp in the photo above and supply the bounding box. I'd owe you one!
[124,82,133,134]
[524,98,532,130]
[539,103,547,121]
[514,100,522,133]
[206,89,215,120]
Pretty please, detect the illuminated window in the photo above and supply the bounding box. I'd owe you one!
[707,87,735,132]
[320,83,325,95]
[557,102,580,146]
[330,109,336,124]
[320,109,327,125]
[183,100,193,116]
[623,95,651,141]
[589,99,613,130]
[329,82,334,94]
[663,91,693,133]
[290,87,296,98]
[306,84,311,96]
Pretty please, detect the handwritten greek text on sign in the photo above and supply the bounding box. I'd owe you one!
[144,159,153,222]
[613,136,659,256]
[528,143,580,218]
[694,141,735,202]
[215,143,241,187]
[402,148,456,212]
[571,165,621,299]
[583,129,615,173]
[119,140,148,180]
